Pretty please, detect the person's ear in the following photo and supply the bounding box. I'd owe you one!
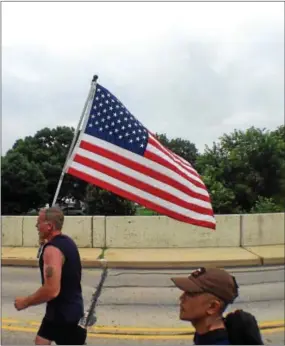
[206,299,222,316]
[47,222,53,231]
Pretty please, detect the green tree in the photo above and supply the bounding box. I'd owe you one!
[201,167,238,214]
[197,126,285,213]
[1,152,48,214]
[8,126,87,205]
[250,196,284,213]
[270,125,285,207]
[85,185,136,215]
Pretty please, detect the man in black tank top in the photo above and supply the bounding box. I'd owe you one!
[14,207,87,345]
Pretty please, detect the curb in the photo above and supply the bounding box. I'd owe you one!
[3,257,283,269]
[91,258,262,269]
[1,258,102,268]
[1,252,284,270]
[2,258,40,267]
[3,245,284,269]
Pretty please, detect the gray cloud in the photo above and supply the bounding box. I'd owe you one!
[2,3,284,155]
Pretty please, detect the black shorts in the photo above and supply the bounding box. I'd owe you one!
[37,317,87,345]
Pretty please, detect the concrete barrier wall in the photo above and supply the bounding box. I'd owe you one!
[2,216,23,246]
[105,215,241,248]
[22,216,38,247]
[241,213,285,246]
[1,213,284,248]
[92,216,106,248]
[19,216,106,248]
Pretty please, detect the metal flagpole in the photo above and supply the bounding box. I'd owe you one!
[51,74,99,207]
[37,75,98,258]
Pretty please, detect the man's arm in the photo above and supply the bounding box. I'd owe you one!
[25,245,63,307]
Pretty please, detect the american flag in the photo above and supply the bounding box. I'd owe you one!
[66,83,216,229]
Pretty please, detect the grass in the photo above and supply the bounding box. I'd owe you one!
[135,207,159,216]
[98,247,107,259]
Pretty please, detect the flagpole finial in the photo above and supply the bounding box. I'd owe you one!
[92,75,98,82]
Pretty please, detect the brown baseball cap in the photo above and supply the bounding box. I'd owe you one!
[171,267,239,304]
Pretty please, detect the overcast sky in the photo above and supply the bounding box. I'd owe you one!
[2,2,284,155]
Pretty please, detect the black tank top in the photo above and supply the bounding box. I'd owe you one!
[39,234,84,323]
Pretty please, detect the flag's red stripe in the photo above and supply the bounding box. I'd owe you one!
[173,151,193,169]
[169,148,194,169]
[80,140,210,203]
[171,150,199,175]
[150,137,203,183]
[149,136,201,180]
[172,151,192,166]
[144,149,205,191]
[165,146,201,180]
[74,153,213,216]
[67,166,216,230]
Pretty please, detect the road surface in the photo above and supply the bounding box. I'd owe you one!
[2,265,284,345]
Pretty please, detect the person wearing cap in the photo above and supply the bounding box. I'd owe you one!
[171,267,239,345]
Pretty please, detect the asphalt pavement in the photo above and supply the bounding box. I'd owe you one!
[2,265,285,345]
[2,329,285,346]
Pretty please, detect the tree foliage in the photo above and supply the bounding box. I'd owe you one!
[2,125,284,215]
[1,152,48,214]
[9,126,87,204]
[196,126,285,213]
[250,196,284,213]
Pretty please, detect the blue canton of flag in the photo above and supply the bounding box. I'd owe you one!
[85,84,148,156]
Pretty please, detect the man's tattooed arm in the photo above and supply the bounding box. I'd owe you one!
[22,246,63,308]
[45,266,54,278]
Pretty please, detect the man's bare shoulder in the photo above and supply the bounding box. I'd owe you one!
[43,245,64,264]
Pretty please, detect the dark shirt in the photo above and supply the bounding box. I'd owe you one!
[194,328,230,345]
[39,234,84,324]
